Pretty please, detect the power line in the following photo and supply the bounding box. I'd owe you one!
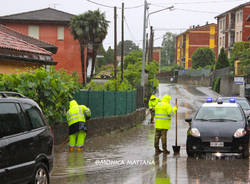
[150,0,245,6]
[175,8,220,14]
[86,0,144,9]
[124,16,137,42]
[155,28,188,31]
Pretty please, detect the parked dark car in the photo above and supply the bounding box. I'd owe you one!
[185,97,250,158]
[222,97,250,118]
[0,92,54,184]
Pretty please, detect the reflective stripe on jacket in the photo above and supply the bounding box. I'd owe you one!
[154,101,176,129]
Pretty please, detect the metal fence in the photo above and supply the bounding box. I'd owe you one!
[74,90,137,118]
[178,69,211,77]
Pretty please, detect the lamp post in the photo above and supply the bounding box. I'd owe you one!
[141,2,174,100]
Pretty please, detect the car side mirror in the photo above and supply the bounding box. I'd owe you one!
[185,118,192,126]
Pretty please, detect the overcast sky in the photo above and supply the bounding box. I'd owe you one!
[1,0,249,49]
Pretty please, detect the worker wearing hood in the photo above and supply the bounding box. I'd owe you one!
[148,95,160,124]
[66,100,91,152]
[154,95,177,154]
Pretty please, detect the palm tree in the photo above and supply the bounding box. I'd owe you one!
[70,9,109,83]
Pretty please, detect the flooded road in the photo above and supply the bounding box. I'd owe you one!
[51,84,250,184]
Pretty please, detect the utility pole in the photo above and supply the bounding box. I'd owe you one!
[141,0,148,95]
[114,6,117,80]
[121,2,124,81]
[149,26,154,62]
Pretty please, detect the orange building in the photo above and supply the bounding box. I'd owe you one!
[176,23,218,69]
[0,8,86,81]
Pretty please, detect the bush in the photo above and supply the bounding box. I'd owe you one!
[212,77,221,93]
[84,78,134,91]
[0,67,81,125]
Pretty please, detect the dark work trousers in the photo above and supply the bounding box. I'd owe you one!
[150,110,155,123]
[154,129,168,150]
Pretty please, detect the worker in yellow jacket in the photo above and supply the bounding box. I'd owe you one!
[66,100,91,152]
[154,95,177,154]
[148,95,160,124]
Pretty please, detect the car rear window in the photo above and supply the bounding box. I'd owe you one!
[23,104,45,129]
[195,106,243,121]
[223,99,250,109]
[0,102,28,137]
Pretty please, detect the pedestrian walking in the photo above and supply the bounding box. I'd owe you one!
[66,100,91,152]
[154,95,177,154]
[148,95,160,124]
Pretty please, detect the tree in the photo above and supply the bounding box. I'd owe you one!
[124,50,142,69]
[215,48,229,70]
[70,9,109,83]
[230,41,250,65]
[117,40,139,56]
[161,32,176,66]
[191,47,215,69]
[239,48,250,75]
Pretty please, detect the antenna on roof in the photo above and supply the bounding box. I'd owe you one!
[49,3,59,9]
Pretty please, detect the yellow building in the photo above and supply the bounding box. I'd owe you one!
[176,23,217,69]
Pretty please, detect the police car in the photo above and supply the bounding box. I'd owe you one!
[185,97,250,158]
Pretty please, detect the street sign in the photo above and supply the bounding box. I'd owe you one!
[234,77,244,85]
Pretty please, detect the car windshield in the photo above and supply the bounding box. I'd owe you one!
[223,99,250,110]
[195,106,243,121]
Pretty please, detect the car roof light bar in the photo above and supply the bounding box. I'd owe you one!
[229,98,236,103]
[206,98,213,103]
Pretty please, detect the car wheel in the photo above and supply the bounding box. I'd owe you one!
[31,163,49,184]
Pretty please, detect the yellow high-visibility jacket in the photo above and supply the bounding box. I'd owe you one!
[148,95,159,109]
[154,95,177,130]
[66,100,91,126]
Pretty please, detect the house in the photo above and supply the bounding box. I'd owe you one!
[215,2,250,57]
[176,23,218,69]
[0,8,92,81]
[152,47,161,65]
[0,24,56,74]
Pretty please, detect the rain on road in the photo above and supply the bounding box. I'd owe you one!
[51,84,250,184]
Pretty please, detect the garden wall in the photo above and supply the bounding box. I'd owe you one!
[52,108,146,145]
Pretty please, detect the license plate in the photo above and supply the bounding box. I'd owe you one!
[210,142,224,147]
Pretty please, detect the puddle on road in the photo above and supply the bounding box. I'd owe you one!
[51,84,250,184]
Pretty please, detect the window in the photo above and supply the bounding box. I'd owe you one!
[240,31,242,41]
[195,107,243,121]
[57,26,64,40]
[0,103,28,137]
[23,104,45,129]
[28,25,39,39]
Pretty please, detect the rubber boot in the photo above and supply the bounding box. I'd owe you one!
[163,149,170,154]
[69,146,74,152]
[77,147,83,152]
[155,148,163,155]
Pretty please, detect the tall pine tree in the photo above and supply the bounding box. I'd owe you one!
[215,48,229,70]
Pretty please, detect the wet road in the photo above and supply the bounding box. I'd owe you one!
[51,84,250,184]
